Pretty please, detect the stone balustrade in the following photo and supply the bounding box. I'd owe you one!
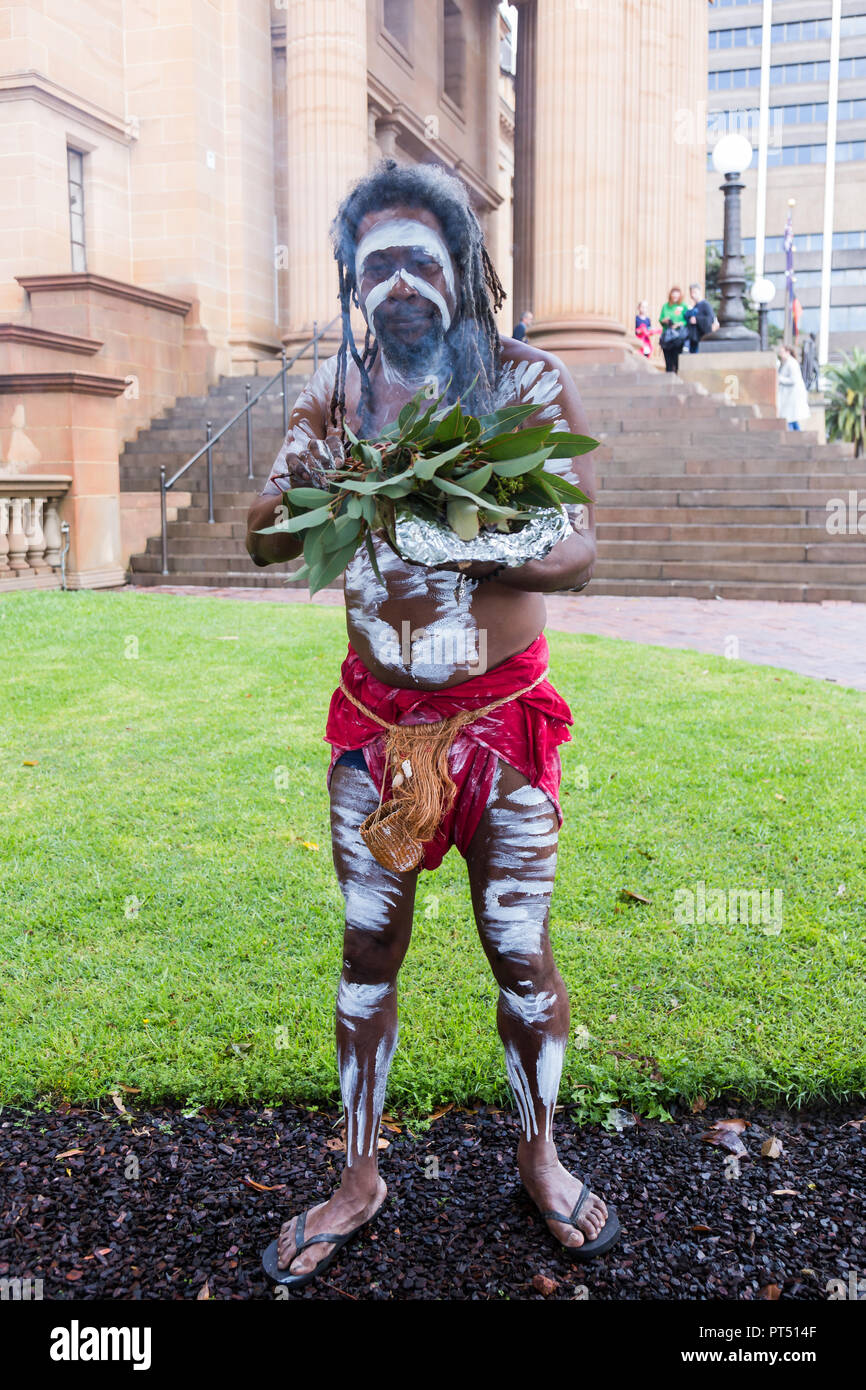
[0,475,72,592]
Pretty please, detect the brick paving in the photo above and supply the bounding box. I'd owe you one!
[120,585,866,692]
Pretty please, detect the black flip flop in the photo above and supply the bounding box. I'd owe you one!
[261,1206,372,1289]
[542,1176,621,1262]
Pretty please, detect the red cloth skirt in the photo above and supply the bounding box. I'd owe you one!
[324,634,573,871]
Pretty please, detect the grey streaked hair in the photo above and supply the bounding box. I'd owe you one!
[328,159,506,438]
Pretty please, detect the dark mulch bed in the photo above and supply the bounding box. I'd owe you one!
[1,1098,863,1301]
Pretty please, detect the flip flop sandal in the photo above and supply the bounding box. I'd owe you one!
[542,1176,621,1262]
[261,1206,373,1289]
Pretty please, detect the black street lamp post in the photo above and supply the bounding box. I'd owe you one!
[701,133,760,353]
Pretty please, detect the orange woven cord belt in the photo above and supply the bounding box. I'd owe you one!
[337,668,549,739]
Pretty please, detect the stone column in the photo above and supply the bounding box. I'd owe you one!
[512,0,537,327]
[530,0,630,359]
[524,0,707,364]
[283,0,369,353]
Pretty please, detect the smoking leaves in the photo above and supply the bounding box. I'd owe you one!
[254,382,598,594]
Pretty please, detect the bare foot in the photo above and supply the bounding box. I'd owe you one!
[277,1173,387,1277]
[518,1144,608,1250]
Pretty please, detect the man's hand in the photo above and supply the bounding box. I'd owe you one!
[245,436,343,567]
[272,435,344,493]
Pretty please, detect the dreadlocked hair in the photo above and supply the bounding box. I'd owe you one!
[328,159,507,439]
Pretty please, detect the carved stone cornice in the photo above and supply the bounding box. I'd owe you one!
[0,372,128,396]
[0,324,103,355]
[366,75,503,211]
[0,71,135,144]
[16,274,192,317]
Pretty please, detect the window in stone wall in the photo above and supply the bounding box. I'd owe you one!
[443,0,465,110]
[383,0,411,52]
[67,148,86,273]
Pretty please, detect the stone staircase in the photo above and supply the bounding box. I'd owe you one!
[124,360,865,601]
[581,363,864,602]
[123,373,310,588]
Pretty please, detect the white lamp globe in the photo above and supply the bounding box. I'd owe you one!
[750,277,776,306]
[712,132,754,175]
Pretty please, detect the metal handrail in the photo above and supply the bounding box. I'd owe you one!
[159,314,339,574]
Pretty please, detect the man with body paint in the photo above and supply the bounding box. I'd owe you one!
[247,161,620,1288]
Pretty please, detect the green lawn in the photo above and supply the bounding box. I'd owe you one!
[1,589,863,1118]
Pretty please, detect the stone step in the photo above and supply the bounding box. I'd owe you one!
[142,535,253,557]
[581,577,866,602]
[598,451,859,475]
[596,521,836,542]
[130,551,271,574]
[179,505,256,523]
[597,539,866,563]
[128,567,308,588]
[598,472,860,492]
[164,521,247,539]
[593,558,866,584]
[123,431,286,454]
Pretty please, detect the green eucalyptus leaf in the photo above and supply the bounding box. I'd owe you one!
[546,431,599,458]
[377,479,415,498]
[398,399,420,432]
[477,403,539,438]
[303,526,328,568]
[434,402,465,441]
[275,503,333,533]
[321,514,363,554]
[452,462,493,493]
[283,486,336,507]
[364,531,384,583]
[309,540,361,594]
[446,497,480,540]
[490,447,556,477]
[433,476,515,514]
[358,442,382,470]
[482,425,554,459]
[527,473,559,504]
[541,472,593,504]
[413,441,470,479]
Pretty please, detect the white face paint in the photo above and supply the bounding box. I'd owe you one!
[363,269,452,334]
[355,217,455,300]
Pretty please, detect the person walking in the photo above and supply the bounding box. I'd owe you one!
[659,287,688,373]
[777,344,811,430]
[685,283,714,353]
[513,309,533,341]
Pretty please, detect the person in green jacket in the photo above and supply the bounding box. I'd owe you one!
[659,286,688,373]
